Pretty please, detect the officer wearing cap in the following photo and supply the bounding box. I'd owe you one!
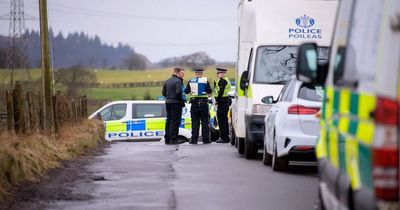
[184,67,212,144]
[214,67,231,143]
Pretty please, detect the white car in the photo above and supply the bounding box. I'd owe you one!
[89,100,192,141]
[262,79,323,171]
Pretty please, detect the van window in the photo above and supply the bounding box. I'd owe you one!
[99,106,112,121]
[331,0,355,85]
[100,104,127,121]
[298,83,324,102]
[339,0,383,87]
[110,104,127,120]
[133,104,165,118]
[254,46,329,84]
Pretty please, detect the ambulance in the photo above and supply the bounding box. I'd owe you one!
[295,0,400,209]
[88,100,192,141]
[232,0,338,159]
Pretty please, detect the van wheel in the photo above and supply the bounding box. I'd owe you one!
[245,134,258,159]
[230,127,236,146]
[272,137,287,171]
[262,144,272,165]
[237,138,244,154]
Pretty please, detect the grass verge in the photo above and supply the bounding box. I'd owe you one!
[0,120,105,201]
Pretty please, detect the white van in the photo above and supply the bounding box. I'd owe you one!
[231,0,338,159]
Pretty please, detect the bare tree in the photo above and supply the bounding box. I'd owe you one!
[55,65,97,97]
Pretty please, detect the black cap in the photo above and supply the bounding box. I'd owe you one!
[216,67,228,73]
[193,67,204,72]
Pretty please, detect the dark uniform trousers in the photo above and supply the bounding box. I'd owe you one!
[165,103,182,143]
[217,98,231,141]
[190,100,209,143]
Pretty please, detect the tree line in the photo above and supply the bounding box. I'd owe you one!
[0,29,150,70]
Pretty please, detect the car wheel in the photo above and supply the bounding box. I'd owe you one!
[262,144,272,166]
[237,137,244,154]
[272,136,287,171]
[230,126,236,146]
[244,133,258,159]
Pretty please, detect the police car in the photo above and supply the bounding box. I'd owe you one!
[89,100,192,141]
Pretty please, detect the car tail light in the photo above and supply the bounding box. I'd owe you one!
[288,105,320,115]
[293,145,314,151]
[372,97,399,201]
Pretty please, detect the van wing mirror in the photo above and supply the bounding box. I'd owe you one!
[240,71,249,90]
[96,113,102,121]
[296,43,319,84]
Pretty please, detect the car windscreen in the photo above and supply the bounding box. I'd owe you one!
[298,83,324,102]
[253,46,329,84]
[133,104,165,118]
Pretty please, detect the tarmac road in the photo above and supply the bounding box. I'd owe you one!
[46,141,318,210]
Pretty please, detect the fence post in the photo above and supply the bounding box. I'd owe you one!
[82,95,88,118]
[27,91,36,133]
[52,94,59,134]
[13,83,27,135]
[38,91,45,131]
[6,91,14,133]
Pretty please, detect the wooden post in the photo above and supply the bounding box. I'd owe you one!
[13,83,27,134]
[82,95,88,118]
[56,91,63,128]
[39,0,54,132]
[6,91,14,132]
[37,91,45,131]
[27,91,36,133]
[52,94,59,134]
[76,97,82,120]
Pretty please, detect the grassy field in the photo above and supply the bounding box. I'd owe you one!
[0,66,235,84]
[1,66,236,101]
[87,86,163,100]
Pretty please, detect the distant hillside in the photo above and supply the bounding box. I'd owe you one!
[0,30,149,69]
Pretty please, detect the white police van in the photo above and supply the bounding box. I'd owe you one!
[232,0,338,159]
[89,100,192,141]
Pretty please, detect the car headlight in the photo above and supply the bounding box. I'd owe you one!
[252,104,272,115]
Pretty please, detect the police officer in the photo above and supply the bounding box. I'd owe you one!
[184,67,212,144]
[162,67,185,144]
[214,67,231,143]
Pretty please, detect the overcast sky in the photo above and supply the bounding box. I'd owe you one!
[0,0,239,62]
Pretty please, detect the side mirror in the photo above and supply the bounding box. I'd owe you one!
[240,71,249,90]
[96,113,102,121]
[261,96,275,104]
[296,43,318,83]
[227,91,235,99]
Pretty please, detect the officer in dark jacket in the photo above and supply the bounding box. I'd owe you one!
[184,67,212,144]
[214,67,231,143]
[162,67,185,144]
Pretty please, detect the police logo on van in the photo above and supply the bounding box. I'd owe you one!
[296,15,315,28]
[289,15,322,39]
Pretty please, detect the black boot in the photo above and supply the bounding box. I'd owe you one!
[216,139,229,143]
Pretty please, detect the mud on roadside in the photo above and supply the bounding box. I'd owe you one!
[0,141,109,210]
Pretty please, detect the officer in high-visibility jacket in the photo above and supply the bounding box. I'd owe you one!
[184,67,212,144]
[214,67,231,143]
